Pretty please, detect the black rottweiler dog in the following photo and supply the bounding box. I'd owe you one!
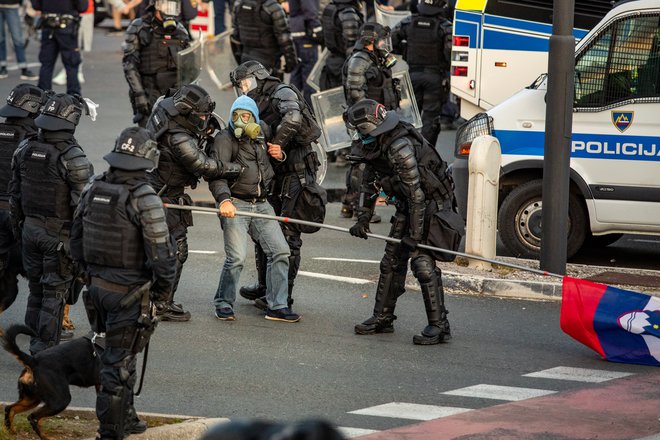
[1,324,102,440]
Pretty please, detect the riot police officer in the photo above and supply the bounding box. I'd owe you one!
[146,84,242,321]
[345,99,454,345]
[319,0,363,91]
[231,0,299,78]
[122,0,191,126]
[391,0,453,146]
[8,93,94,354]
[70,127,177,440]
[32,0,89,95]
[340,21,398,220]
[230,60,324,310]
[0,84,46,312]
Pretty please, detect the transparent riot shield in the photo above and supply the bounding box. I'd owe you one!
[311,67,421,153]
[375,3,410,29]
[306,48,329,92]
[311,86,352,152]
[311,141,328,184]
[177,39,203,86]
[203,30,239,91]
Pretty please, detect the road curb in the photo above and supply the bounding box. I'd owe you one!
[116,417,228,440]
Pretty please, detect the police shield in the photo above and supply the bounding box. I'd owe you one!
[306,48,330,92]
[177,39,203,86]
[375,4,410,50]
[203,30,238,91]
[311,67,421,153]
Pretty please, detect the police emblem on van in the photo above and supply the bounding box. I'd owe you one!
[611,111,633,133]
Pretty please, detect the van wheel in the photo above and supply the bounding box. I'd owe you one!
[498,179,588,259]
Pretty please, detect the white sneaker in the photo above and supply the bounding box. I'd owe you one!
[78,72,85,84]
[52,69,66,85]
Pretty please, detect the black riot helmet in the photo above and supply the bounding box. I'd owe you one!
[358,22,390,48]
[35,93,84,131]
[0,83,48,119]
[104,127,160,171]
[418,0,448,15]
[172,84,216,132]
[230,61,272,97]
[344,99,399,136]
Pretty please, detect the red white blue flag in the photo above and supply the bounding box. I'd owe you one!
[561,276,660,366]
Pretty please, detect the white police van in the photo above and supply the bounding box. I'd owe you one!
[452,0,660,258]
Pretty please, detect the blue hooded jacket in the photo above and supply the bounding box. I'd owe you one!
[229,95,260,129]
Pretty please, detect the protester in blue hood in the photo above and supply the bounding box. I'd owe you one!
[206,95,301,323]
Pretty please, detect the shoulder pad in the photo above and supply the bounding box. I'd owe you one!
[274,85,300,102]
[61,144,86,160]
[169,132,196,147]
[389,136,414,154]
[125,18,143,35]
[131,182,157,198]
[135,190,164,212]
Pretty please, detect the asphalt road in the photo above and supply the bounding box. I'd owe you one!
[0,26,658,437]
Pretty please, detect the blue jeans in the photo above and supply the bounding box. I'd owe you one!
[0,7,27,67]
[214,199,290,310]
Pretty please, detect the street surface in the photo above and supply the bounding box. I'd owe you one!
[0,25,658,439]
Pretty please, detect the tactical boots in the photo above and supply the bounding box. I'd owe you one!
[239,283,266,301]
[355,313,396,334]
[413,314,451,345]
[155,301,191,322]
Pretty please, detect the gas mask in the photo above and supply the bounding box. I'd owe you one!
[232,109,261,139]
[155,0,181,33]
[377,47,397,69]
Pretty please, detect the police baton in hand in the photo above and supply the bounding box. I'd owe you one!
[119,280,154,309]
[162,204,563,279]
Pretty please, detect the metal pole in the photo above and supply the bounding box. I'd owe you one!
[540,0,575,275]
[163,203,564,279]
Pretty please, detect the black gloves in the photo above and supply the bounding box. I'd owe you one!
[400,236,418,252]
[349,219,370,240]
[134,93,150,118]
[284,56,300,74]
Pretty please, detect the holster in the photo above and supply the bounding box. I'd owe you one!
[132,288,157,354]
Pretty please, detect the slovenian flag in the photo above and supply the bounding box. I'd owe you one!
[561,276,660,366]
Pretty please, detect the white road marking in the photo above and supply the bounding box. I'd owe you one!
[338,427,380,438]
[443,384,556,401]
[314,257,380,264]
[523,366,633,383]
[297,270,372,284]
[348,402,472,421]
[630,238,660,244]
[189,250,218,254]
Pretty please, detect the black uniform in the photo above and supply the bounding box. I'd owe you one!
[231,0,298,77]
[231,61,323,308]
[0,84,46,312]
[341,22,400,219]
[8,94,93,354]
[288,0,321,105]
[32,0,88,95]
[391,1,452,145]
[145,85,242,321]
[70,127,177,440]
[346,99,454,345]
[122,10,191,126]
[319,0,363,91]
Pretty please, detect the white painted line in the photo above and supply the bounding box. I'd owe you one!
[314,257,380,264]
[348,402,472,421]
[443,384,556,401]
[523,366,633,383]
[634,434,660,440]
[297,270,372,284]
[631,238,660,244]
[189,250,218,255]
[338,427,380,438]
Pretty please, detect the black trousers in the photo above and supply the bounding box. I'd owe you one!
[38,25,81,95]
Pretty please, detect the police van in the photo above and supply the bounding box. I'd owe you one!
[452,0,660,259]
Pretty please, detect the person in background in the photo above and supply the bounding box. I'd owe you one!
[52,0,98,85]
[286,0,321,106]
[0,0,38,81]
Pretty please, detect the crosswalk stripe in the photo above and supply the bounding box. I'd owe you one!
[313,257,380,264]
[523,366,633,383]
[189,250,218,254]
[297,270,372,284]
[348,402,472,420]
[443,384,556,401]
[338,427,380,438]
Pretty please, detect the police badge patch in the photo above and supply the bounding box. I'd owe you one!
[611,111,633,132]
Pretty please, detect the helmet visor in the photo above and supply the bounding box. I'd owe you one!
[236,77,258,96]
[155,0,181,16]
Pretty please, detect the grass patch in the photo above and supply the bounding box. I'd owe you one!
[0,406,187,440]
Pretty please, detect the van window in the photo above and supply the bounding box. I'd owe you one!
[575,14,660,109]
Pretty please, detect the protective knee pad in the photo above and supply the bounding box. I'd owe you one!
[411,255,436,284]
[288,248,301,286]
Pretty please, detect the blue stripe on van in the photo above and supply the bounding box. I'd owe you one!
[483,29,550,51]
[454,19,480,49]
[494,130,660,162]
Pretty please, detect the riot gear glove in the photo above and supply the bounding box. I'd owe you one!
[134,94,151,118]
[349,218,370,239]
[284,56,300,74]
